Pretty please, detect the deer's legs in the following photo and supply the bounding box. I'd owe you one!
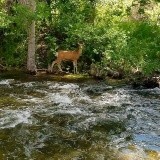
[50,61,56,72]
[73,61,77,74]
[50,60,62,72]
[57,63,63,71]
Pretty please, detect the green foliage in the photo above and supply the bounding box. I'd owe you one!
[1,0,160,76]
[0,28,27,67]
[106,21,160,75]
[36,2,51,22]
[11,4,35,30]
[0,3,34,67]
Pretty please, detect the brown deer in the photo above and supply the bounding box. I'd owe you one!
[49,43,83,74]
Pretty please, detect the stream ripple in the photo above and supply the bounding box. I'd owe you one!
[0,79,159,160]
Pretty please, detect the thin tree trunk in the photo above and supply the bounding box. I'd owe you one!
[27,20,36,73]
[27,0,36,74]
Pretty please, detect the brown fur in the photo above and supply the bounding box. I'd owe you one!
[50,43,83,74]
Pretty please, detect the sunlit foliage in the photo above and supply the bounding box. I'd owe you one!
[0,0,159,75]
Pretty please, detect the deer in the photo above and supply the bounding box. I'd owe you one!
[49,43,84,74]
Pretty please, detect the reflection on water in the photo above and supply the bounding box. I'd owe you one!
[0,79,160,160]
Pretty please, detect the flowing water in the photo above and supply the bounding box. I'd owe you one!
[0,78,159,160]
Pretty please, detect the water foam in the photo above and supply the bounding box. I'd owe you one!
[0,79,15,85]
[47,93,72,104]
[0,109,31,129]
[97,89,131,107]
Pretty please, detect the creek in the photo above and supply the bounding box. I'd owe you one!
[0,78,159,160]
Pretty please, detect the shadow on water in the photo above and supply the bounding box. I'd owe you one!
[0,74,160,159]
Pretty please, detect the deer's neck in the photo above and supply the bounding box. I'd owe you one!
[78,47,83,55]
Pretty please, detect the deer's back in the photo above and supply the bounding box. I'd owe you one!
[57,50,80,61]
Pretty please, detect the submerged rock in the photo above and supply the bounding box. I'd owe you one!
[132,76,160,89]
[90,63,124,79]
[83,84,113,95]
[143,76,160,88]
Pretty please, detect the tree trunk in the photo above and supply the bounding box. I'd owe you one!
[27,0,37,74]
[27,20,36,73]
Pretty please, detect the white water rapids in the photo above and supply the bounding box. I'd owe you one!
[0,79,159,159]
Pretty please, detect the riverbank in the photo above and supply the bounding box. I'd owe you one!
[0,70,90,82]
[0,69,159,88]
